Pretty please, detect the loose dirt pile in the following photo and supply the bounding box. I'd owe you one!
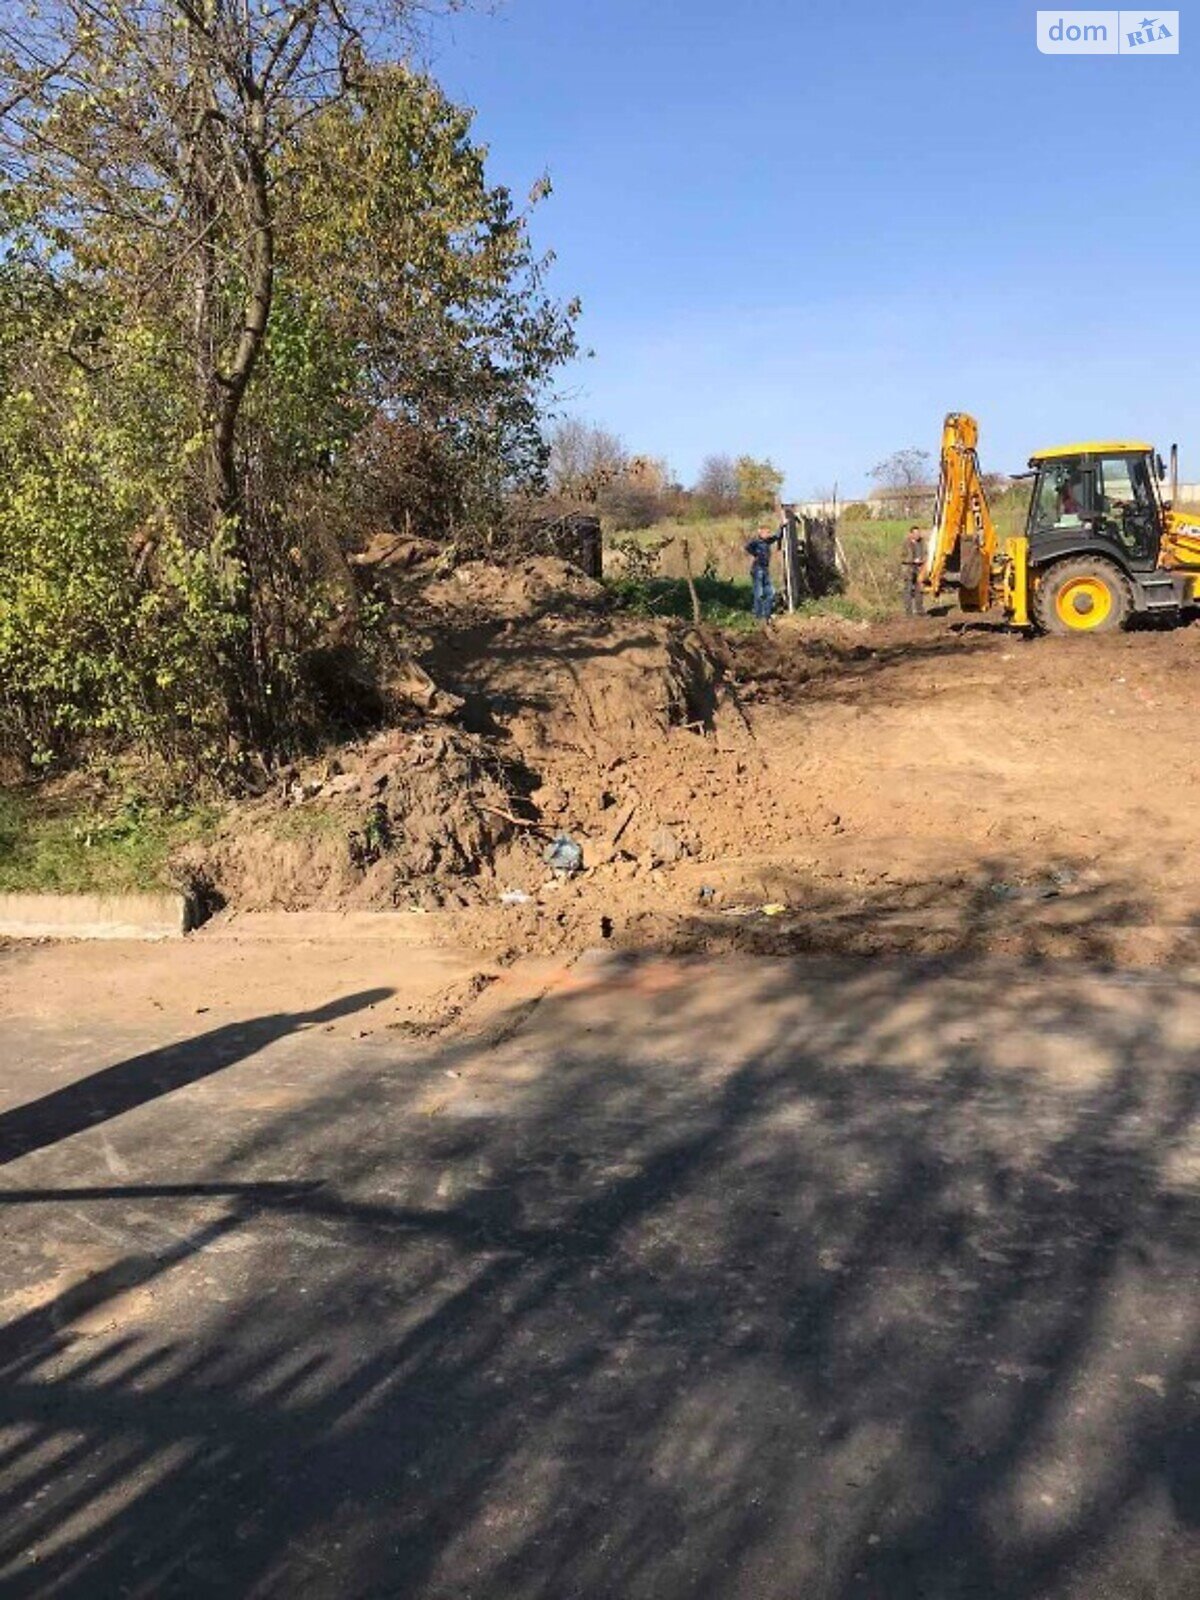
[421,556,606,623]
[186,724,520,913]
[188,558,774,932]
[189,564,1200,966]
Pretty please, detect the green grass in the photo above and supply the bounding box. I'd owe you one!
[609,518,756,586]
[0,789,217,894]
[607,495,1035,628]
[266,804,350,843]
[607,517,899,624]
[605,571,758,630]
[836,518,908,618]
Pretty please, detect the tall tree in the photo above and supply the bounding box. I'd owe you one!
[547,418,628,500]
[869,447,933,516]
[0,14,579,768]
[695,453,737,515]
[1,1,434,530]
[272,64,578,540]
[735,455,784,518]
[0,0,429,738]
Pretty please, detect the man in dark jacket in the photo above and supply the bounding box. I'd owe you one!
[746,527,784,622]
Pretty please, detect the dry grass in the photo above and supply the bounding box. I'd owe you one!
[606,516,910,621]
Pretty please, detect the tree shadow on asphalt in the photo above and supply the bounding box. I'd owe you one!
[0,989,393,1168]
[0,940,1196,1598]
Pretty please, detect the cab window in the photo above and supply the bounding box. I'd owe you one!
[1098,455,1157,561]
[1031,463,1092,531]
[1098,455,1154,512]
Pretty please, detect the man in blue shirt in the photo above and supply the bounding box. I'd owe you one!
[745,526,784,622]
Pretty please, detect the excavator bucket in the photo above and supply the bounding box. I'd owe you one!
[923,412,998,612]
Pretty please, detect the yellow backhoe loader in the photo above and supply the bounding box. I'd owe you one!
[922,413,1200,633]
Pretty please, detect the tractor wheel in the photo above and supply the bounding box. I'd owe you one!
[1031,556,1132,636]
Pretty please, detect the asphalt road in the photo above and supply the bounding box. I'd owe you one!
[0,946,1196,1598]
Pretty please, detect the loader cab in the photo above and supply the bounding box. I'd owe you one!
[1021,440,1187,634]
[1026,444,1164,570]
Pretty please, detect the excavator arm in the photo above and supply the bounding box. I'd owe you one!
[922,412,999,612]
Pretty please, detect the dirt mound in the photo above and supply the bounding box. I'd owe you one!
[180,595,1200,964]
[185,573,755,920]
[183,551,1200,969]
[432,614,724,761]
[184,725,524,914]
[422,603,768,896]
[423,556,605,622]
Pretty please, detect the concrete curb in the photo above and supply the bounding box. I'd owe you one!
[0,891,193,941]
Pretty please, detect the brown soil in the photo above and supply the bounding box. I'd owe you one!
[0,924,482,1038]
[186,566,1200,967]
[189,557,765,923]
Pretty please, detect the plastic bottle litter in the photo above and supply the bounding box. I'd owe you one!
[543,834,584,876]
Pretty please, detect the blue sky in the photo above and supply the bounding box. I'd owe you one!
[427,3,1197,496]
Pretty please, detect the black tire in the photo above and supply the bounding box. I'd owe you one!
[1031,556,1132,637]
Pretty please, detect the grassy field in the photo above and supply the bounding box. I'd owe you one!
[827,499,1029,616]
[606,494,1034,627]
[0,789,216,895]
[607,515,915,624]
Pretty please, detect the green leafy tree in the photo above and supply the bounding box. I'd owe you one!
[0,0,436,530]
[0,193,239,767]
[277,66,578,544]
[0,0,448,746]
[735,455,784,519]
[0,18,578,773]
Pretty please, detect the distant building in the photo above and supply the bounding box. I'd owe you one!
[794,476,1023,521]
[864,485,938,519]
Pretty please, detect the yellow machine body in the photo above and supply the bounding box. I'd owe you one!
[922,413,1200,632]
[1001,535,1030,628]
[922,413,998,612]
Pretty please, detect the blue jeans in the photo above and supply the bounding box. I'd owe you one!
[751,566,775,620]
